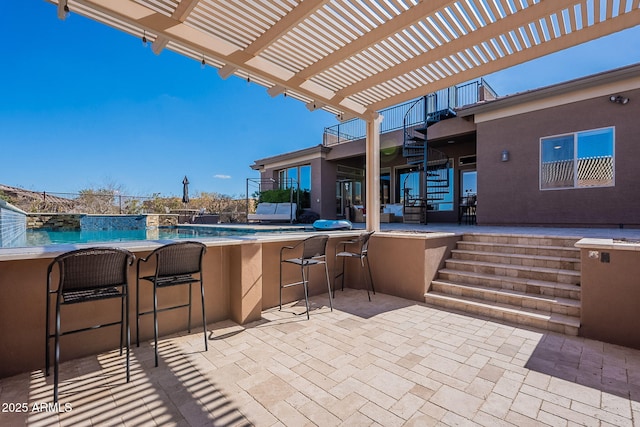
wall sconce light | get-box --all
[609,95,630,105]
[501,150,509,162]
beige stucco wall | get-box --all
[0,248,230,378]
[368,233,458,300]
[578,240,640,349]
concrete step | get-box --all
[431,280,580,317]
[456,241,580,259]
[444,259,581,285]
[462,233,579,248]
[451,249,581,271]
[424,292,580,336]
[437,269,581,300]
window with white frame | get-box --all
[540,127,614,190]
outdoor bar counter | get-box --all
[0,230,460,378]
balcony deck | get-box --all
[2,288,639,426]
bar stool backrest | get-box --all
[52,247,134,293]
[359,231,375,256]
[301,235,329,260]
[151,242,207,277]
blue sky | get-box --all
[1,2,639,199]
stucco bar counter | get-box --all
[576,237,640,349]
[0,231,460,379]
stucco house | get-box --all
[251,63,640,228]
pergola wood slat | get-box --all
[52,0,638,120]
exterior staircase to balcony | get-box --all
[425,233,581,335]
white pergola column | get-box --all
[365,114,383,232]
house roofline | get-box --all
[251,144,330,170]
[458,62,640,117]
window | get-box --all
[299,165,311,192]
[277,165,312,208]
[396,167,420,204]
[380,170,390,205]
[278,165,310,190]
[540,127,614,190]
[428,162,453,211]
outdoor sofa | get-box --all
[248,202,297,223]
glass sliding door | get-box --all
[335,165,365,219]
[380,170,391,205]
[461,170,477,199]
[396,167,421,204]
[336,180,354,218]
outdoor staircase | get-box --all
[402,100,455,224]
[425,233,582,335]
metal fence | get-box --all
[322,78,496,146]
[0,189,250,223]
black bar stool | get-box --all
[46,247,135,403]
[136,241,208,367]
[279,235,333,319]
[335,231,375,301]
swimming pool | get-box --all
[3,225,310,248]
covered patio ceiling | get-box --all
[51,0,640,121]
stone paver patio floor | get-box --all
[2,289,640,426]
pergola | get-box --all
[50,0,640,229]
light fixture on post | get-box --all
[58,0,70,20]
[609,95,630,105]
[201,54,206,69]
[142,30,147,47]
[501,150,509,162]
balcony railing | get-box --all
[323,78,496,146]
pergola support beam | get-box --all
[365,114,382,232]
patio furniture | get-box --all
[458,194,477,225]
[45,247,135,403]
[136,241,208,367]
[248,202,297,223]
[352,205,366,222]
[334,231,375,301]
[382,203,404,222]
[279,235,333,320]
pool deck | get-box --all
[2,289,639,426]
[373,222,640,239]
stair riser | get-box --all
[437,271,581,300]
[451,251,581,271]
[431,282,580,317]
[424,295,579,336]
[456,242,580,259]
[462,234,579,248]
[444,261,580,285]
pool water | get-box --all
[8,226,308,248]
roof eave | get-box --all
[251,144,330,170]
[458,62,640,117]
